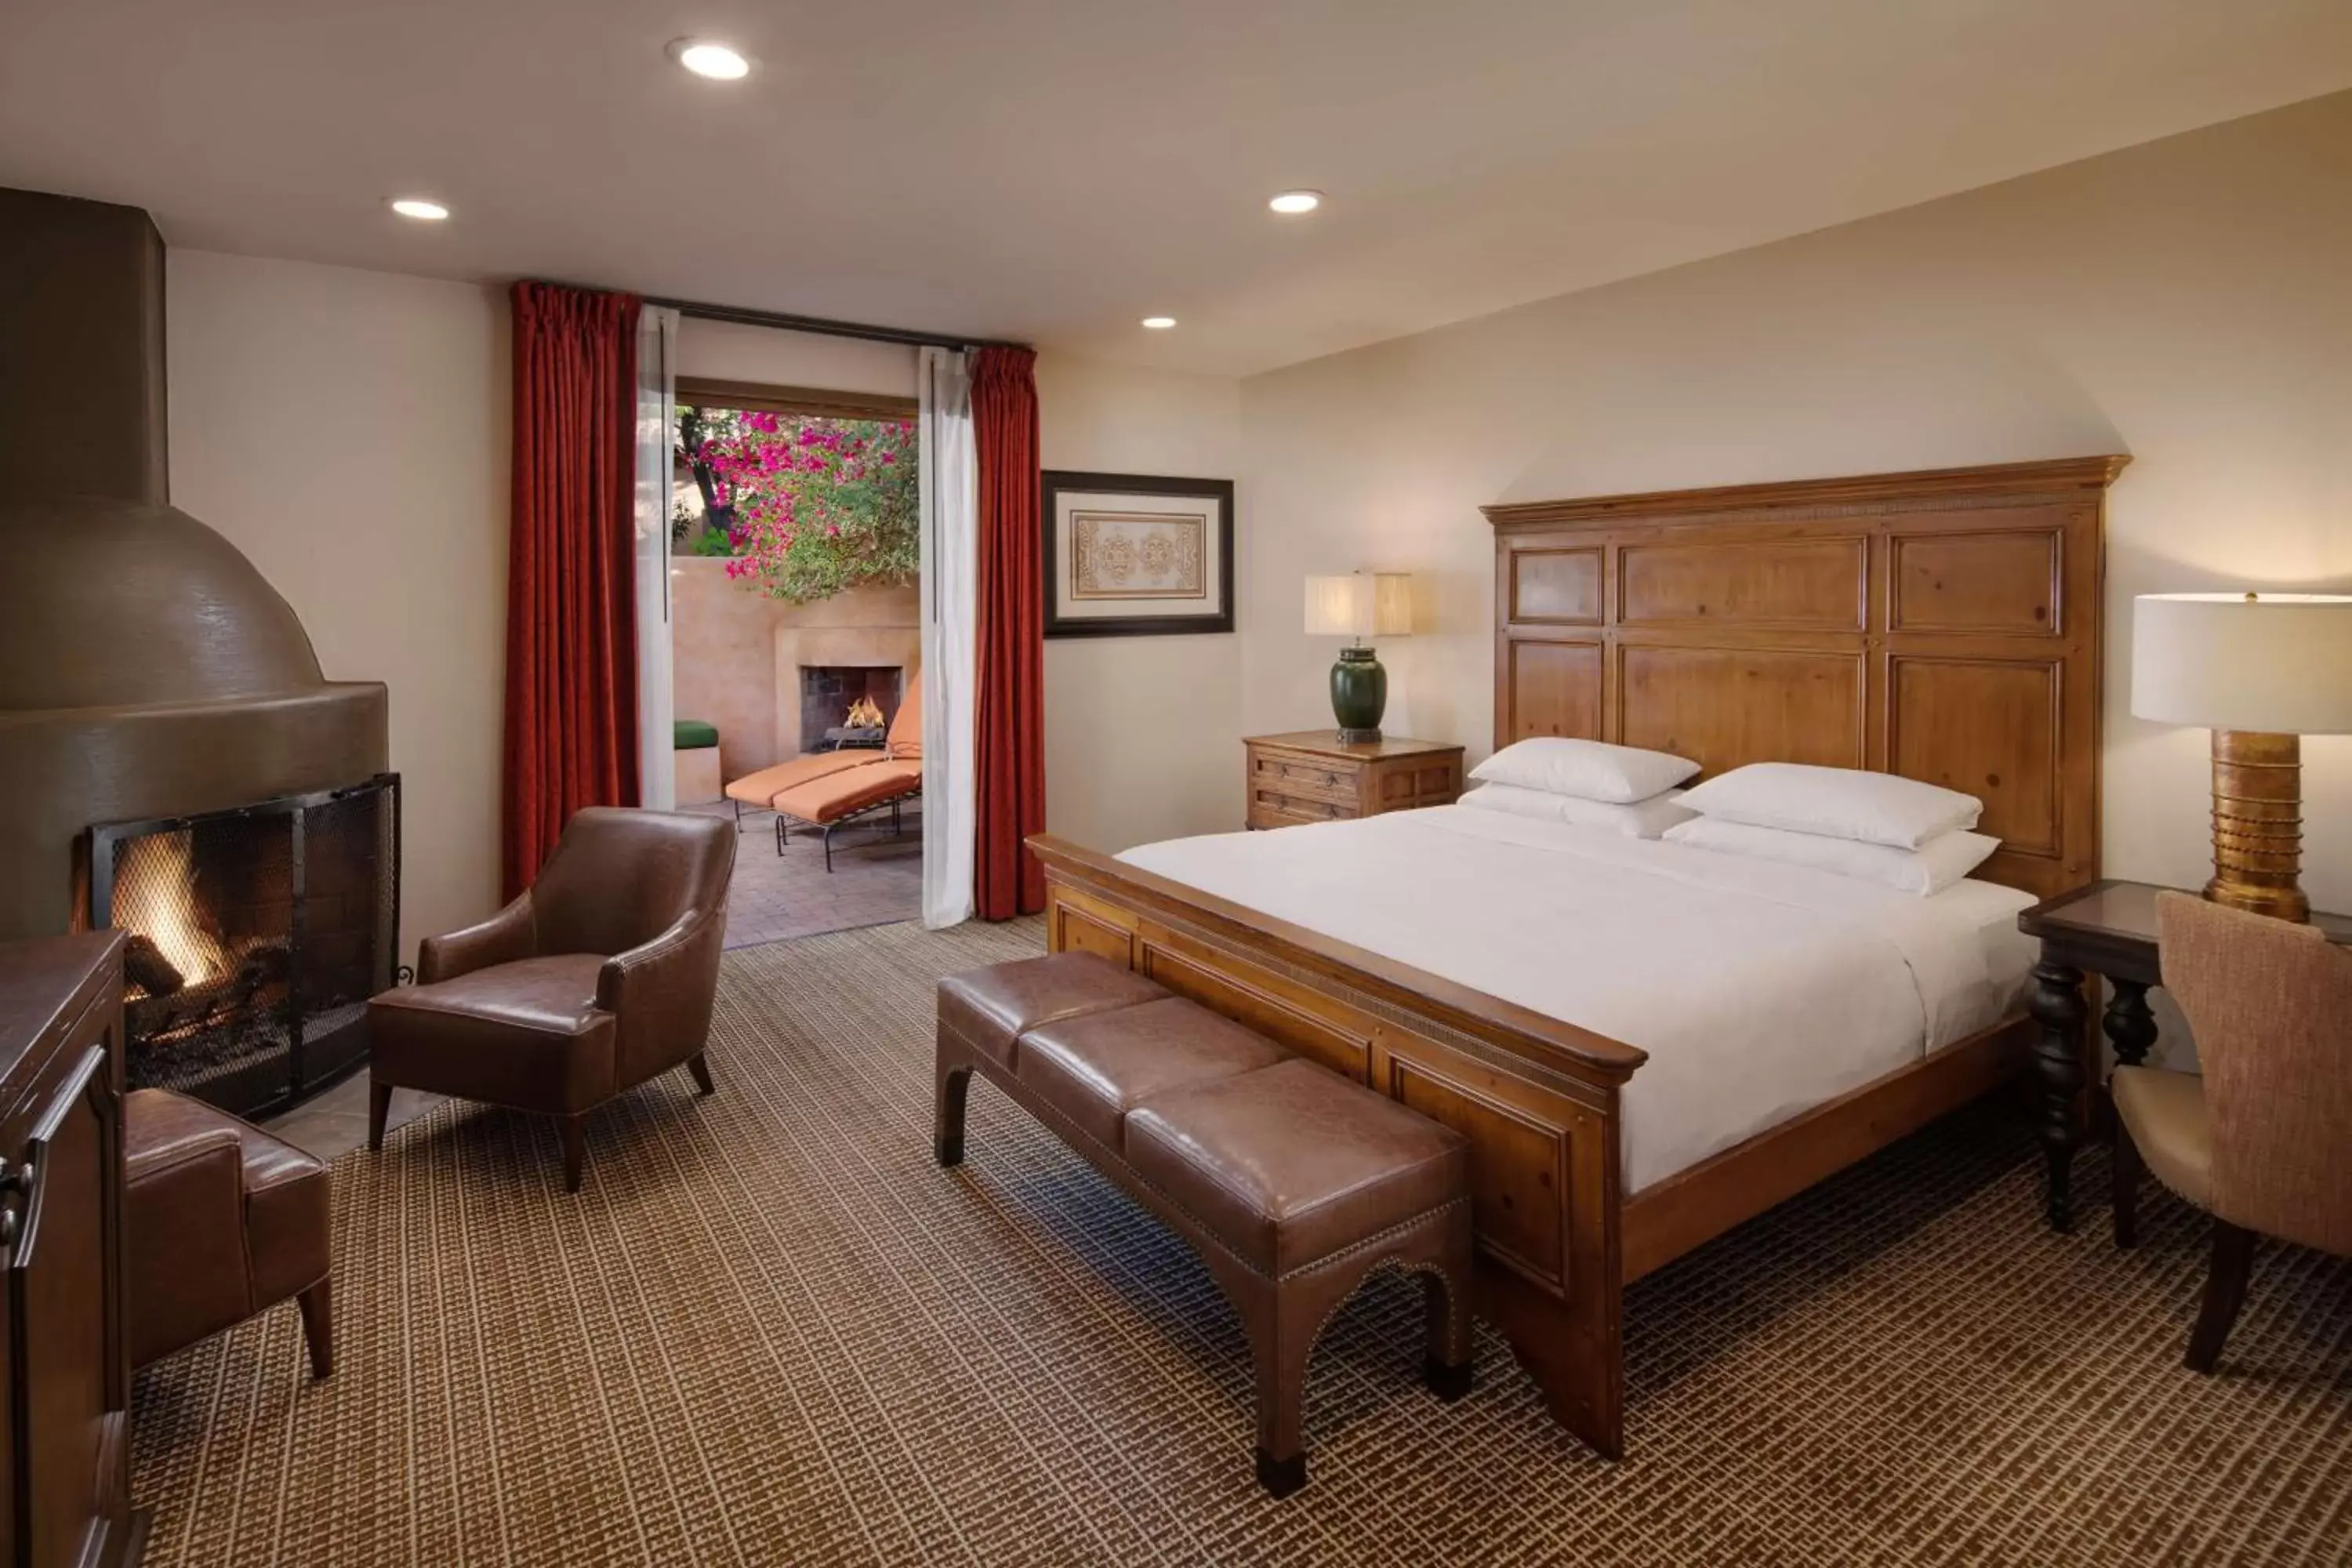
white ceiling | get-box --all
[5,1,2350,377]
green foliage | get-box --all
[675,405,919,603]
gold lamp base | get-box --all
[2205,729,2309,923]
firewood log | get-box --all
[122,935,185,998]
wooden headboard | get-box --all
[1484,456,2128,900]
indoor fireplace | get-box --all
[82,775,400,1118]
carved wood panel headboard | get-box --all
[1484,456,2129,900]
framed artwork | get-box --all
[1041,470,1236,637]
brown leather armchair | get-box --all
[2113,892,2352,1371]
[125,1088,332,1376]
[365,807,735,1191]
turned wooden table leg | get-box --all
[2102,979,2157,1070]
[2027,956,2089,1232]
[2098,976,2158,1141]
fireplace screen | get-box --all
[83,775,399,1118]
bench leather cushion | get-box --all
[1124,1057,1468,1276]
[1018,996,1288,1152]
[937,953,1166,1069]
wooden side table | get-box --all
[2016,879,2352,1232]
[1243,731,1465,830]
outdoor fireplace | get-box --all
[85,776,399,1117]
[800,665,902,753]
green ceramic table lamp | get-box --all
[1303,572,1413,742]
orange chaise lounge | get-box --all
[724,676,923,870]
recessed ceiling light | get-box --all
[669,38,752,80]
[387,198,449,221]
[1140,316,1178,330]
[1268,190,1323,215]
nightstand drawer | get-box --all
[1250,751,1358,804]
[1248,789,1359,829]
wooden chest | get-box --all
[0,932,139,1566]
[1243,731,1465,830]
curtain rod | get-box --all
[641,293,1025,354]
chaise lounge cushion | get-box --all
[367,953,617,1112]
[724,750,871,808]
[1123,1058,1468,1276]
[771,757,924,827]
[936,952,1167,1069]
[1018,996,1289,1151]
[884,677,924,760]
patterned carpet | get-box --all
[132,918,2352,1566]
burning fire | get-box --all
[112,829,228,987]
[844,695,886,728]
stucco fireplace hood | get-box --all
[0,186,388,942]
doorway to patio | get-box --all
[665,377,924,948]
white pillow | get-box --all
[1459,782,1696,839]
[1469,738,1698,804]
[1664,817,2000,896]
[1675,762,1982,850]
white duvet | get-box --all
[1118,807,2035,1192]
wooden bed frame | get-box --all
[1029,455,2128,1458]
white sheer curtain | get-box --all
[633,305,680,810]
[919,347,978,928]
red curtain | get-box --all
[972,345,1047,919]
[502,281,643,901]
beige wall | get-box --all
[1240,89,2352,916]
[1036,353,1247,851]
[166,250,508,962]
[670,564,918,780]
[675,318,917,397]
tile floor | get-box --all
[681,798,923,949]
[265,1071,437,1162]
[264,800,921,1162]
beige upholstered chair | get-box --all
[2112,892,2352,1371]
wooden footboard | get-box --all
[1030,833,1642,1457]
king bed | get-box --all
[1027,455,2128,1457]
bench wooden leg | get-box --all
[1422,1265,1475,1402]
[687,1052,716,1096]
[935,1044,972,1167]
[1246,1294,1311,1500]
[367,1080,392,1152]
[1218,1251,1370,1500]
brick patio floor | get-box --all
[681,800,923,950]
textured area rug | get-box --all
[132,918,2352,1566]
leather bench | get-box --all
[935,952,1474,1497]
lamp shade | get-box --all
[2131,593,2352,734]
[1302,573,1412,638]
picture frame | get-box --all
[1041,470,1236,637]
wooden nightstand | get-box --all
[1243,731,1465,830]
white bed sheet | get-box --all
[1117,807,2036,1192]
